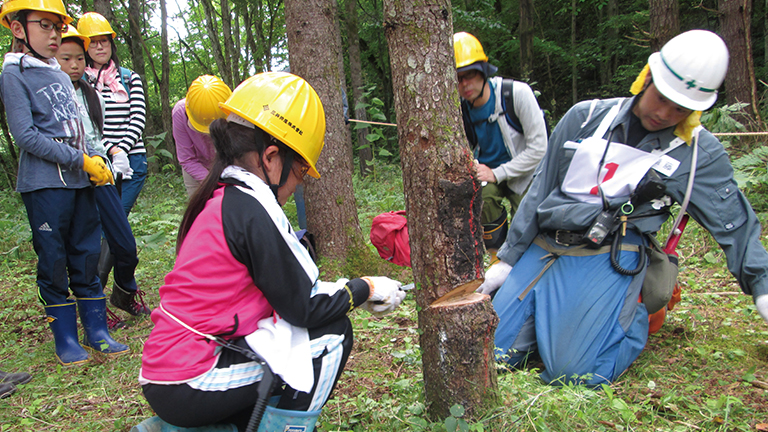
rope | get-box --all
[712,131,768,136]
[348,119,397,127]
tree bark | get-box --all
[200,0,233,88]
[571,0,577,104]
[382,0,498,420]
[519,0,534,80]
[344,0,373,176]
[718,0,762,127]
[285,0,367,261]
[159,0,176,166]
[220,0,238,86]
[649,0,679,51]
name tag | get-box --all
[652,155,680,177]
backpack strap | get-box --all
[500,79,524,134]
[119,67,132,94]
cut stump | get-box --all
[420,279,500,419]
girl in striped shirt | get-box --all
[78,12,146,216]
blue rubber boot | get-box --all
[44,303,90,366]
[130,416,237,432]
[256,401,321,432]
[76,297,129,355]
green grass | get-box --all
[0,165,767,431]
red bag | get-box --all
[370,210,411,267]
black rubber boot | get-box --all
[482,207,509,251]
[110,284,150,316]
[0,382,16,399]
[0,371,32,386]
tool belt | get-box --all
[546,229,585,246]
[545,229,615,248]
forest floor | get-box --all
[0,167,766,431]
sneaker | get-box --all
[110,285,150,317]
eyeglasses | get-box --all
[27,19,67,34]
[89,38,111,48]
[457,69,481,84]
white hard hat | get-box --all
[648,29,729,111]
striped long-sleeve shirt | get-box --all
[96,68,146,155]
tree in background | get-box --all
[285,0,368,262]
[719,0,763,130]
[343,0,374,177]
[650,0,680,50]
[383,0,498,420]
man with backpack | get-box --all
[454,32,548,259]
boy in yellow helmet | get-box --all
[0,0,128,366]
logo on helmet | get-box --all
[270,110,303,136]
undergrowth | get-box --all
[0,162,766,431]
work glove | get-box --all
[82,154,114,186]
[111,150,133,180]
[358,276,406,318]
[756,294,768,325]
[476,261,512,296]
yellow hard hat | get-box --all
[76,11,115,39]
[185,75,232,134]
[220,72,325,179]
[0,0,72,29]
[453,32,488,69]
[60,25,89,50]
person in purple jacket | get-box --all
[173,75,232,197]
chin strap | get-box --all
[15,17,47,65]
[469,78,487,108]
[258,130,295,204]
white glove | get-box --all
[756,294,768,324]
[111,150,133,180]
[476,261,513,296]
[358,277,406,318]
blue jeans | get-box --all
[121,153,148,216]
[22,187,103,305]
[95,185,138,292]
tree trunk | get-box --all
[285,0,367,261]
[649,0,679,51]
[519,0,534,80]
[599,0,618,87]
[220,0,237,86]
[571,0,577,104]
[344,0,373,176]
[200,0,233,89]
[92,0,116,25]
[159,0,176,165]
[382,0,498,420]
[126,0,146,82]
[719,0,762,127]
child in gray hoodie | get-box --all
[0,0,128,366]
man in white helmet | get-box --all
[477,29,768,385]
